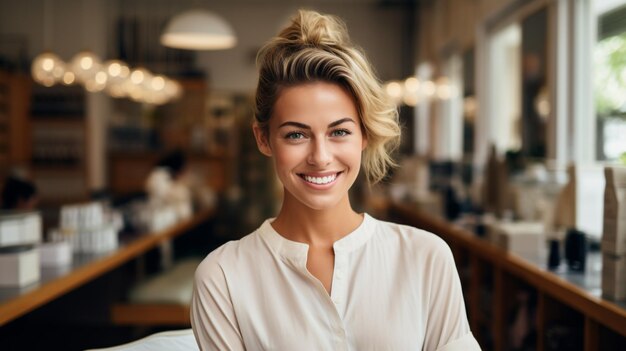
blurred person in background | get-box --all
[1,173,38,211]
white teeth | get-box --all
[304,174,337,185]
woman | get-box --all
[191,10,480,350]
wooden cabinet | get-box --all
[0,70,32,180]
[108,152,230,196]
[0,71,88,205]
[388,203,626,351]
[30,85,89,203]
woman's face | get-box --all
[254,81,367,211]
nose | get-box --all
[307,138,332,167]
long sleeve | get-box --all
[190,255,245,351]
[422,241,481,351]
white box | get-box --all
[0,247,41,287]
[0,213,42,248]
[39,241,72,266]
[487,221,546,257]
[602,254,626,300]
[602,167,626,254]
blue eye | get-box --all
[331,129,351,137]
[285,132,305,139]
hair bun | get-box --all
[278,10,350,47]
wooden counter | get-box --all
[388,202,626,351]
[0,208,215,326]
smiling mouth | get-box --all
[298,172,342,185]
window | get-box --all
[593,1,626,163]
[482,5,549,162]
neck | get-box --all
[271,191,363,248]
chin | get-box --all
[285,180,353,212]
[292,195,346,211]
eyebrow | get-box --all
[278,117,356,129]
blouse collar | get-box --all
[258,213,376,265]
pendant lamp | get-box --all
[160,9,236,50]
[31,51,65,87]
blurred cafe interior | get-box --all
[1,0,626,350]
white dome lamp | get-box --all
[160,9,237,50]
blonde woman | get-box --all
[191,9,480,351]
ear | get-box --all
[253,123,273,157]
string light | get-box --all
[385,75,462,107]
[32,52,182,105]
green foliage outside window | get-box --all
[594,32,626,119]
[594,33,626,119]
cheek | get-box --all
[336,141,364,166]
[272,145,303,173]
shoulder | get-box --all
[370,216,453,261]
[194,229,265,283]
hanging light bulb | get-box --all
[103,60,130,97]
[164,79,183,101]
[150,75,166,91]
[85,70,108,92]
[130,67,152,85]
[402,77,420,106]
[142,75,167,105]
[31,51,64,87]
[436,77,451,100]
[128,67,153,102]
[404,77,420,93]
[422,80,436,97]
[384,81,403,105]
[62,71,76,85]
[70,50,102,83]
[104,60,130,84]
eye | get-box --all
[331,129,351,137]
[285,131,306,140]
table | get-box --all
[388,202,626,351]
[0,208,214,326]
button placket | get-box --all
[331,253,348,307]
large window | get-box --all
[593,1,626,163]
[483,6,549,162]
[487,23,522,155]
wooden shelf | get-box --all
[28,86,88,203]
[32,165,84,174]
[31,118,84,127]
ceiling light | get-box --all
[31,51,64,87]
[161,9,237,50]
[70,50,102,83]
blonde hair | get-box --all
[254,9,401,184]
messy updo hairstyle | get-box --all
[254,9,401,184]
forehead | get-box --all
[271,82,359,124]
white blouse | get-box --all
[191,214,480,350]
